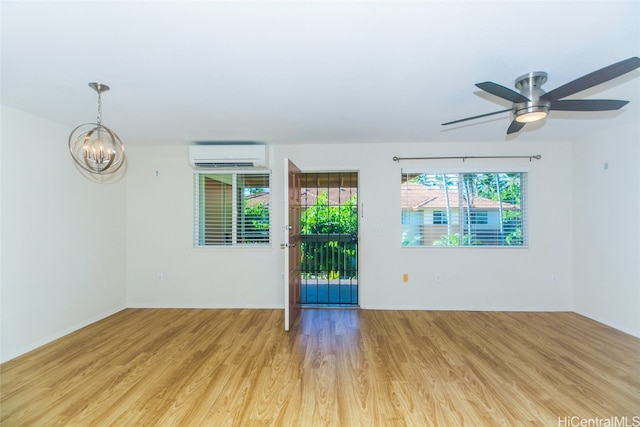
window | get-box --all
[401,172,527,247]
[433,211,448,225]
[194,172,270,246]
[470,211,488,225]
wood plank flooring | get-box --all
[1,309,639,426]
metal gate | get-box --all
[300,172,358,306]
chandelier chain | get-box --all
[96,90,103,125]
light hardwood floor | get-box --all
[1,309,639,426]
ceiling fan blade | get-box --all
[550,99,629,111]
[507,120,525,135]
[441,108,512,126]
[476,82,531,103]
[541,56,640,102]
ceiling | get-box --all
[1,1,639,147]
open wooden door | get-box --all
[284,158,302,331]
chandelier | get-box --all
[68,83,126,176]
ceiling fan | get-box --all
[442,56,640,135]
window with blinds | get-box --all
[401,171,527,247]
[194,172,271,246]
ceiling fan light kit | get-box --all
[442,56,640,135]
[513,72,550,123]
[515,109,548,123]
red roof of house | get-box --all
[301,187,357,207]
[246,187,357,208]
[247,184,517,210]
[401,182,517,210]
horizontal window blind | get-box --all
[194,172,271,246]
[401,172,527,247]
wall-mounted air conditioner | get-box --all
[189,144,267,168]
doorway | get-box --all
[300,172,358,306]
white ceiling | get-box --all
[1,1,639,146]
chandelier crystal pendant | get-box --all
[69,83,126,175]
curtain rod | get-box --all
[393,155,541,162]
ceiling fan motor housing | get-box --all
[514,72,551,122]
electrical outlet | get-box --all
[435,273,441,284]
[157,273,164,281]
[551,275,558,284]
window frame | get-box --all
[401,168,528,248]
[194,170,272,248]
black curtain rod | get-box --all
[393,155,541,162]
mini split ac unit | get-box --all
[189,144,267,168]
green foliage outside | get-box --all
[433,233,478,246]
[301,191,358,279]
[402,230,422,247]
[301,191,358,235]
[243,198,269,242]
[244,202,269,229]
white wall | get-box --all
[0,106,127,362]
[126,139,573,312]
[125,146,282,308]
[573,117,640,337]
